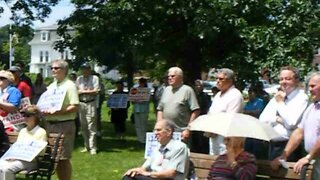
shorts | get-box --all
[46,120,75,160]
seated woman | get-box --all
[0,105,47,179]
[207,137,257,180]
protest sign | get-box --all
[1,139,47,162]
[37,88,67,111]
[128,87,150,102]
[107,94,128,108]
[144,132,181,158]
[0,97,31,128]
[19,97,31,109]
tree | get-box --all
[0,0,60,26]
[57,0,320,86]
[0,25,34,69]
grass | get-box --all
[60,102,156,180]
[17,102,157,180]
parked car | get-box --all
[202,81,217,96]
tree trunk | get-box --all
[180,38,202,86]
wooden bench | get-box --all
[189,152,313,180]
[7,132,64,180]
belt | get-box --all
[80,99,95,103]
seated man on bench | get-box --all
[123,120,189,180]
[0,105,47,179]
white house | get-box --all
[28,24,74,77]
[29,24,122,80]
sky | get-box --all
[0,0,75,28]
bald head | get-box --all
[308,72,320,102]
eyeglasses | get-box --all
[216,77,227,81]
[0,77,7,81]
[51,66,62,70]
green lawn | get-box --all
[61,102,156,180]
[16,102,157,180]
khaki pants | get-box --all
[79,101,97,151]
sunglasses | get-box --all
[21,112,35,118]
[0,77,7,81]
[51,66,62,70]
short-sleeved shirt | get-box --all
[17,81,32,99]
[17,125,47,159]
[142,139,188,179]
[298,102,320,152]
[0,85,22,107]
[209,85,243,114]
[17,125,47,142]
[76,75,99,102]
[46,78,79,122]
[157,84,199,129]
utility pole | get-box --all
[9,23,13,68]
[5,1,13,68]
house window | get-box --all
[40,51,43,62]
[40,68,43,75]
[41,31,50,42]
[45,51,49,62]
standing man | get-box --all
[157,67,200,141]
[42,59,79,180]
[271,72,320,179]
[208,68,243,155]
[76,63,100,154]
[260,66,308,161]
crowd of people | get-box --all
[1,62,320,180]
[122,66,320,180]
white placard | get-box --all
[36,88,67,111]
[1,139,47,162]
[144,132,181,158]
[129,87,150,102]
[0,97,31,128]
[107,94,128,108]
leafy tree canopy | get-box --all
[0,0,60,26]
[57,0,320,86]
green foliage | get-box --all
[57,0,320,83]
[0,0,60,26]
[0,25,34,69]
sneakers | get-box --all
[90,149,97,155]
[80,148,97,155]
[80,148,88,153]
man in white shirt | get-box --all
[260,66,308,161]
[76,63,100,155]
[208,68,243,155]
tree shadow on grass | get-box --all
[74,121,147,153]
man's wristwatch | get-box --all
[305,154,315,165]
